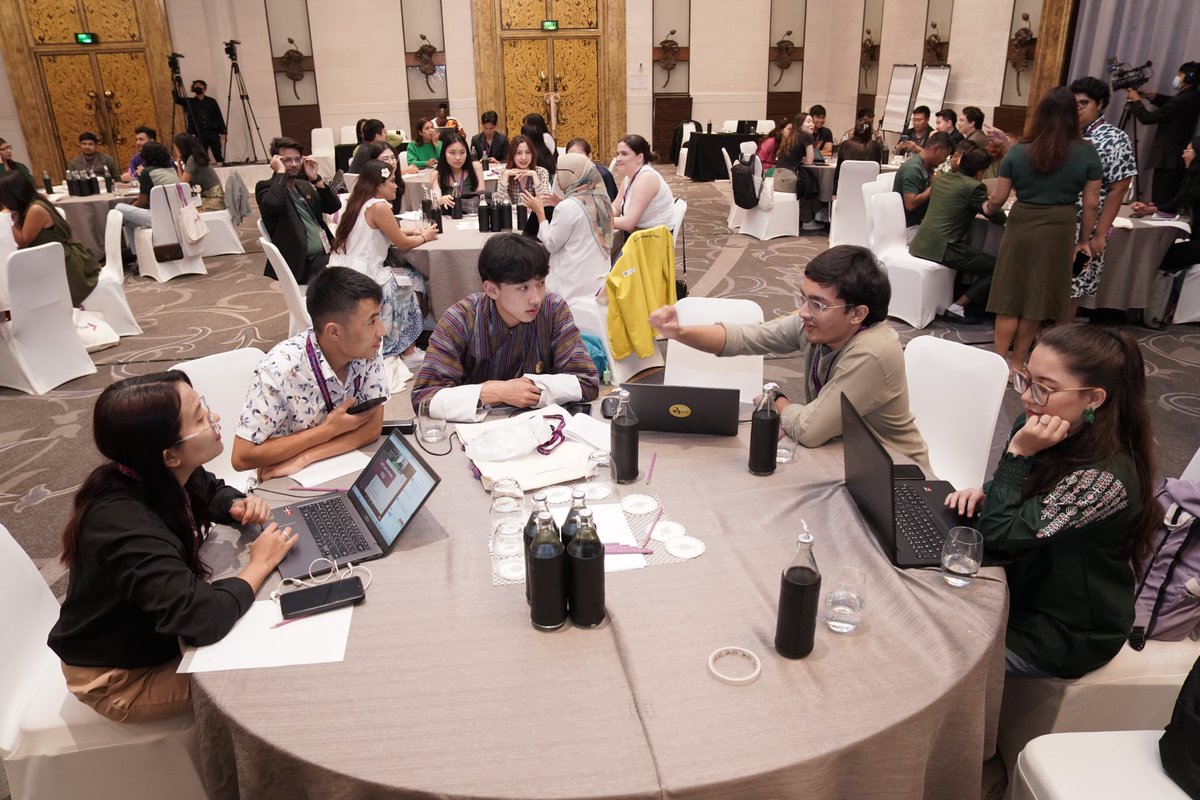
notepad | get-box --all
[177,600,353,673]
[290,450,371,487]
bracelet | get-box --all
[707,646,762,686]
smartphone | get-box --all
[382,419,416,436]
[279,576,365,620]
[1071,249,1091,276]
[564,401,593,416]
[347,396,387,415]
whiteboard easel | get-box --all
[881,64,918,133]
[913,65,952,120]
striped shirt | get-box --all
[412,292,599,407]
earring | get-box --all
[1082,407,1096,424]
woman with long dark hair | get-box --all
[755,120,791,172]
[430,133,485,208]
[0,170,100,305]
[329,159,438,372]
[946,324,1157,679]
[773,113,826,226]
[499,135,551,203]
[173,133,225,210]
[47,371,296,723]
[521,112,557,181]
[612,133,674,232]
[983,86,1102,369]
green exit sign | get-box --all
[542,20,558,30]
[75,32,98,44]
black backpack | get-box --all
[731,155,763,210]
[1160,654,1200,798]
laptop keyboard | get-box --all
[299,498,372,560]
[892,483,945,559]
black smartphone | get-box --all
[382,419,416,436]
[279,576,365,620]
[347,396,387,415]
[1071,249,1091,277]
[564,401,592,416]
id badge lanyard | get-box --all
[306,334,362,413]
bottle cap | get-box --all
[537,511,554,523]
[707,647,761,686]
[798,532,813,545]
[578,507,594,520]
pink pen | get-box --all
[645,452,657,485]
[641,507,664,548]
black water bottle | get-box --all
[749,382,781,476]
[775,531,821,659]
[529,511,568,630]
[560,488,587,552]
[478,196,491,232]
[450,194,463,220]
[41,170,53,194]
[516,203,528,228]
[88,171,100,195]
[523,492,553,604]
[78,171,93,196]
[66,171,80,196]
[491,200,506,231]
[101,165,114,194]
[433,204,444,233]
[567,507,606,628]
[610,389,639,484]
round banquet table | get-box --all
[192,423,1007,800]
[399,219,506,319]
[53,190,137,259]
[684,132,761,181]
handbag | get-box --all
[176,183,209,243]
[151,184,187,261]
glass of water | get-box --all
[776,434,799,464]
[941,527,983,587]
[417,397,447,443]
[824,566,866,634]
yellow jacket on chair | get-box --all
[606,226,677,359]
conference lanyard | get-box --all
[306,334,361,414]
[809,327,866,395]
[621,166,644,215]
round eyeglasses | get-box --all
[1010,371,1097,407]
[795,292,851,315]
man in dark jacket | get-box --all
[256,136,340,284]
[1128,61,1200,206]
[173,79,227,163]
[470,110,509,165]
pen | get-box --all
[271,617,302,629]
[642,507,664,548]
[605,544,654,554]
[645,452,657,485]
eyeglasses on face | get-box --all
[280,156,304,165]
[174,395,220,444]
[1010,371,1097,406]
[795,292,851,315]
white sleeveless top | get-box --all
[328,198,390,285]
[622,166,675,230]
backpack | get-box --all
[1129,477,1200,649]
[731,155,764,210]
[1159,654,1200,797]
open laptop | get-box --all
[271,432,441,580]
[621,384,740,436]
[840,392,965,568]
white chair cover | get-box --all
[860,180,895,250]
[720,148,733,180]
[261,238,311,337]
[344,173,359,193]
[340,125,358,145]
[903,335,1008,489]
[134,186,207,283]
[721,119,737,133]
[676,128,694,178]
[829,160,880,248]
[869,192,953,328]
[0,242,96,394]
[310,127,336,178]
[195,209,245,258]
[571,296,663,385]
[80,209,141,336]
[757,119,774,134]
[669,198,687,237]
[1172,265,1200,324]
[171,347,267,493]
[739,178,799,241]
[665,296,764,404]
[1012,731,1190,800]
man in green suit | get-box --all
[909,147,1006,323]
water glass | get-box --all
[776,434,799,464]
[580,450,617,502]
[489,478,526,549]
[824,566,866,633]
[417,397,447,443]
[941,526,984,587]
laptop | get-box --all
[621,384,740,436]
[434,126,458,141]
[271,432,441,580]
[840,392,964,568]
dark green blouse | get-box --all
[999,140,1103,206]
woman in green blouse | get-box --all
[0,137,32,181]
[405,118,442,172]
[946,324,1158,679]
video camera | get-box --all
[167,51,184,75]
[1107,57,1154,92]
[224,40,241,61]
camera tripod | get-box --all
[1116,98,1142,201]
[223,41,268,163]
[167,53,198,142]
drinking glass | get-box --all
[776,434,799,464]
[489,478,526,555]
[941,527,984,587]
[580,450,617,502]
[824,566,866,633]
[417,397,447,444]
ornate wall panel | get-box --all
[554,0,597,29]
[500,0,545,31]
[40,54,98,169]
[81,0,142,44]
[502,38,548,139]
[551,37,598,147]
[95,51,158,168]
[24,0,80,45]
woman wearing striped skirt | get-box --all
[983,87,1102,369]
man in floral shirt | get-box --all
[233,267,389,480]
[1069,76,1137,312]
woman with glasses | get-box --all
[946,324,1157,679]
[48,371,298,723]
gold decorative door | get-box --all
[474,0,624,160]
[0,0,177,181]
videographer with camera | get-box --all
[173,79,226,165]
[1127,61,1200,206]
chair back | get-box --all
[757,119,774,135]
[171,347,267,492]
[261,238,311,336]
[147,184,203,257]
[399,150,410,170]
[875,171,896,191]
[9,242,69,317]
[720,148,733,179]
[669,198,687,237]
[1182,445,1200,483]
[680,128,694,148]
[103,209,125,283]
[0,523,63,756]
[571,296,663,385]
[256,218,271,244]
[870,192,910,256]
[344,173,359,193]
[829,160,880,248]
[904,335,1009,489]
[310,128,335,156]
[860,181,895,251]
[339,125,358,145]
[665,297,764,404]
[722,120,737,133]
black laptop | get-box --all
[622,384,740,436]
[272,432,441,580]
[840,392,963,567]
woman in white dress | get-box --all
[612,134,674,232]
[329,160,438,374]
[522,152,614,306]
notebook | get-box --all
[621,384,740,436]
[271,432,440,580]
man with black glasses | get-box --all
[256,136,340,284]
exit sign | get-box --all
[542,20,558,30]
[75,32,98,44]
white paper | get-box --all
[290,450,371,487]
[1139,217,1191,234]
[564,412,609,451]
[177,601,353,673]
[1110,216,1134,229]
[550,502,646,572]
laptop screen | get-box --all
[348,432,440,548]
[840,393,896,550]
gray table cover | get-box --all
[401,225,499,319]
[194,426,1007,800]
[54,193,128,259]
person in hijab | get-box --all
[521,152,614,307]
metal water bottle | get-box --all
[775,531,821,659]
[610,389,639,484]
[749,382,781,476]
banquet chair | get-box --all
[665,296,763,404]
[608,157,618,174]
[344,172,359,193]
[134,186,207,283]
[340,125,358,145]
[400,151,410,170]
[1182,444,1200,482]
[1172,265,1200,324]
[727,141,759,231]
[720,148,734,180]
[868,192,953,328]
[739,179,800,241]
[570,297,663,384]
[171,347,266,493]
[997,637,1200,781]
[260,238,311,337]
[874,171,896,191]
[0,243,97,395]
[676,128,695,177]
[903,335,1008,489]
[0,524,208,800]
[193,207,246,258]
[1011,731,1190,800]
[757,119,774,134]
[861,179,895,251]
[828,160,880,248]
[81,210,142,336]
[722,119,737,133]
[310,127,336,177]
[257,218,272,244]
[668,198,687,237]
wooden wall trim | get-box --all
[1026,0,1078,135]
